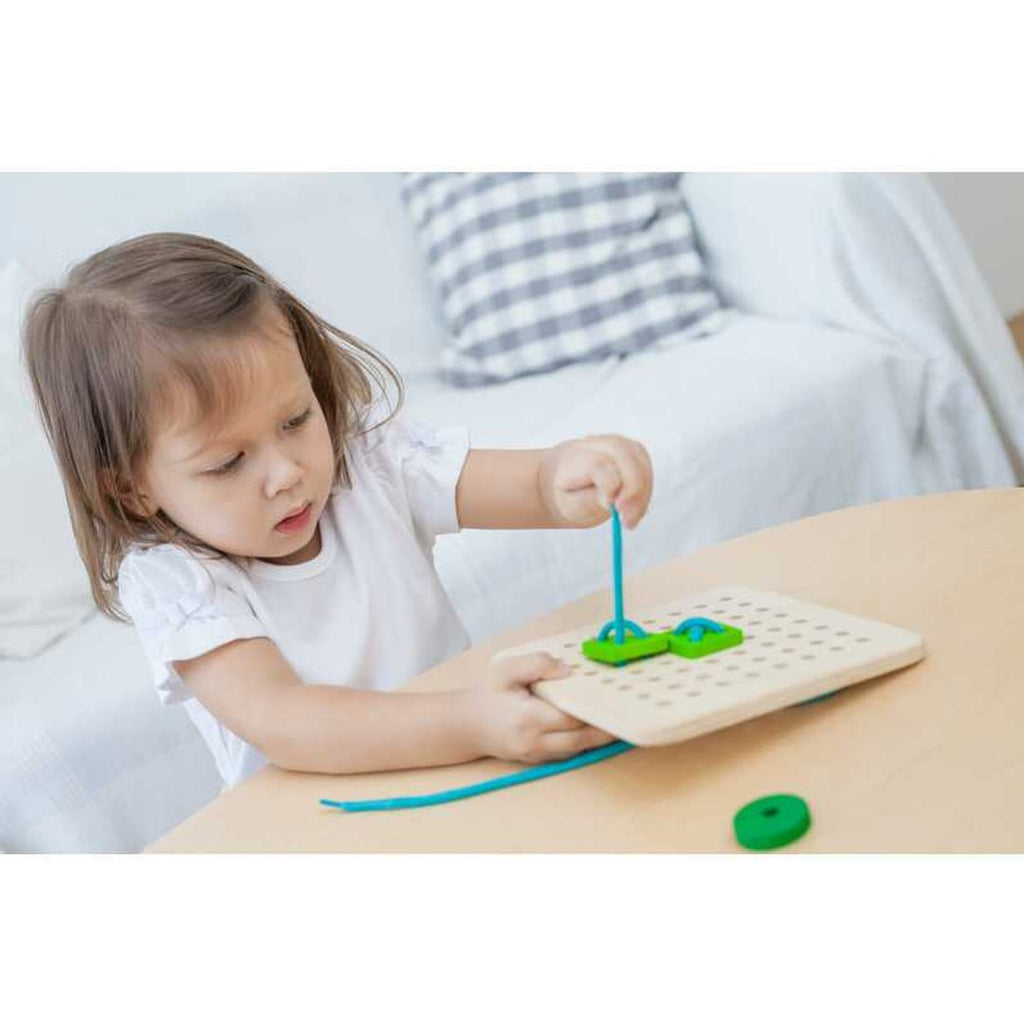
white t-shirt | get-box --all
[117,415,471,788]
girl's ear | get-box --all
[100,469,157,518]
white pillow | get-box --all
[0,260,97,659]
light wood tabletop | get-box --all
[149,487,1024,853]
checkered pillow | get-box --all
[401,173,727,386]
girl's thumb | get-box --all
[494,651,572,689]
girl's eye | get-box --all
[286,407,313,430]
[210,453,243,475]
[206,408,312,476]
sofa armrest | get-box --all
[682,172,1024,479]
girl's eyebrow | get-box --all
[178,390,310,463]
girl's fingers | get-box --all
[558,438,652,527]
[491,651,572,690]
[536,725,617,760]
[532,699,588,733]
[589,457,624,509]
[586,439,651,526]
[557,455,621,516]
[558,449,622,498]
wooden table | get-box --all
[150,488,1024,853]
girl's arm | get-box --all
[173,637,611,775]
[455,434,653,531]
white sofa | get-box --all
[2,172,1021,853]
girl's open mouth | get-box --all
[275,502,312,534]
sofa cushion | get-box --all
[401,173,727,386]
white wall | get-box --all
[4,172,1021,321]
[0,173,453,381]
[930,173,1024,318]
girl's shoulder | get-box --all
[116,542,268,705]
[344,412,470,545]
[350,412,465,470]
[117,542,244,607]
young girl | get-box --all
[21,232,654,789]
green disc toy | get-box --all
[733,794,811,850]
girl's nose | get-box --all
[265,452,304,497]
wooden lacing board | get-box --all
[495,585,925,746]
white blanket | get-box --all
[0,614,220,853]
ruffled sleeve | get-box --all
[117,544,269,705]
[360,414,470,550]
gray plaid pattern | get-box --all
[401,173,726,386]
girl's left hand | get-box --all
[539,434,653,530]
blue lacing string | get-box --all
[597,505,647,643]
[672,617,725,643]
[320,740,635,813]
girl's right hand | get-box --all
[461,651,617,764]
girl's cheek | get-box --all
[318,423,336,464]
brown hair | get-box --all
[21,231,404,623]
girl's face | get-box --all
[137,319,337,566]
